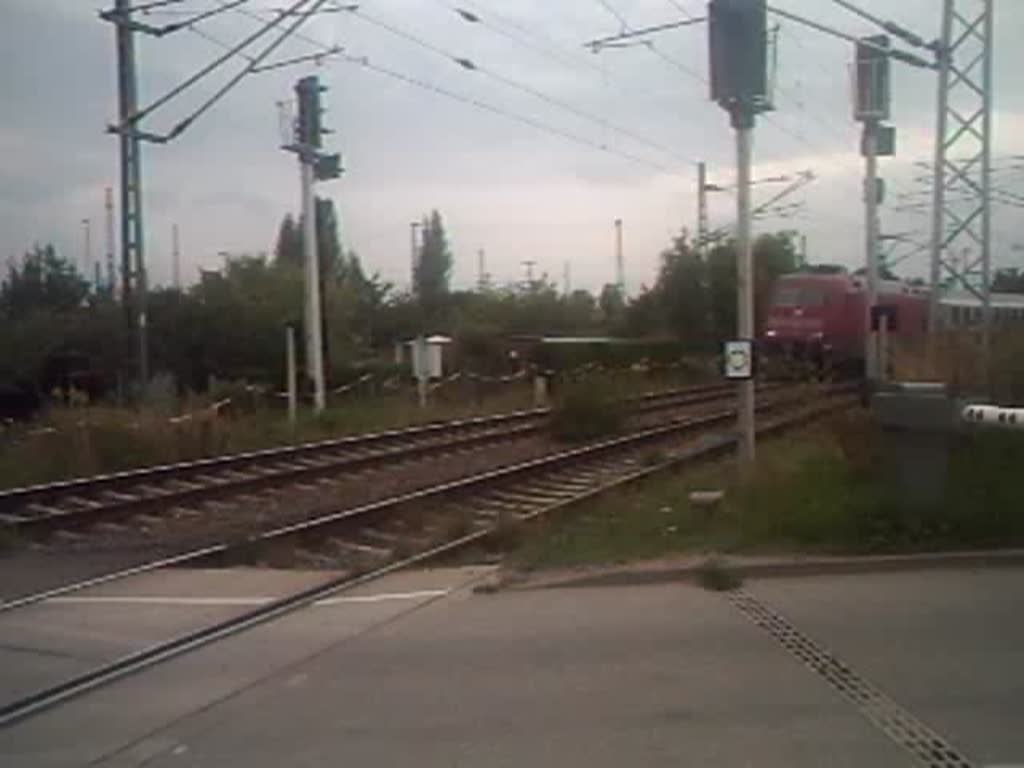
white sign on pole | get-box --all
[724,339,754,380]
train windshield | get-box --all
[772,284,827,307]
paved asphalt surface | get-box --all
[0,566,1021,767]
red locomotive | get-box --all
[760,268,928,370]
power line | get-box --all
[346,7,696,165]
[188,14,677,173]
[828,0,937,52]
[344,57,675,172]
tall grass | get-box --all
[514,411,1024,569]
[892,329,1024,403]
[0,366,702,490]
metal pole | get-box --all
[286,324,297,427]
[113,0,148,386]
[735,120,756,465]
[410,221,421,296]
[697,161,709,259]
[980,0,994,388]
[172,223,181,290]
[300,156,326,413]
[864,118,880,381]
[104,187,115,297]
[614,218,625,296]
[81,218,92,285]
[929,0,953,337]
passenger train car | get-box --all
[760,267,1023,369]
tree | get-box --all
[414,210,453,316]
[993,268,1024,293]
[1,244,89,317]
[653,232,708,343]
[273,198,341,276]
[599,283,625,322]
[273,214,303,269]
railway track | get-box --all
[0,383,855,727]
[0,382,753,539]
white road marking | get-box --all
[46,596,274,606]
[313,589,449,606]
[43,588,451,607]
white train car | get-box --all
[936,290,1024,329]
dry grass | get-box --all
[891,329,1024,403]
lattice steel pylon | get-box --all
[929,0,994,347]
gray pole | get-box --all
[981,0,994,384]
[286,324,297,427]
[614,218,625,296]
[697,161,709,259]
[113,0,148,386]
[300,156,326,413]
[172,223,181,290]
[81,218,92,286]
[410,221,421,296]
[928,0,952,337]
[735,121,756,465]
[864,119,880,381]
[104,187,115,296]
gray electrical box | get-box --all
[872,382,956,508]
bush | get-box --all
[549,383,623,443]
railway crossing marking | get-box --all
[44,589,450,608]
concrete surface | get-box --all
[750,570,1024,767]
[0,566,1021,767]
[0,568,344,707]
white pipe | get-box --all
[962,404,1024,429]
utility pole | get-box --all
[709,0,770,466]
[106,0,148,388]
[614,218,625,297]
[81,218,93,290]
[171,223,181,290]
[521,260,537,290]
[863,118,881,379]
[563,260,571,296]
[697,161,709,258]
[854,34,892,382]
[104,187,115,297]
[477,248,488,292]
[282,74,343,414]
[929,0,994,380]
[410,221,421,296]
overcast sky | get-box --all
[3,0,1023,294]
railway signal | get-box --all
[854,34,895,383]
[283,74,344,414]
[708,0,772,466]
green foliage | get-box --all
[514,416,1024,570]
[625,231,799,346]
[415,209,453,320]
[549,383,623,443]
[993,267,1024,294]
[1,244,89,318]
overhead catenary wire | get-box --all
[344,6,697,166]
[827,0,937,51]
[189,11,678,173]
[123,0,331,135]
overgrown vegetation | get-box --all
[1,214,800,410]
[514,411,1024,569]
